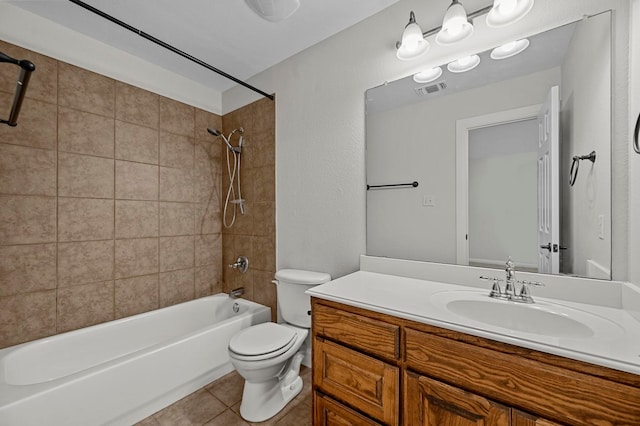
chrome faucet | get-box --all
[229,287,245,299]
[480,257,544,303]
[229,256,249,274]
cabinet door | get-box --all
[404,371,510,426]
[315,392,382,426]
[314,337,399,425]
[512,410,562,426]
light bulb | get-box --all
[497,0,517,15]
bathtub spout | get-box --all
[230,287,245,298]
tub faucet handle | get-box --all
[229,256,249,273]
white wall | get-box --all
[223,0,630,280]
[560,12,612,278]
[629,0,640,284]
[366,69,558,265]
[0,3,222,114]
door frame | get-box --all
[455,104,542,265]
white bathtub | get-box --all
[0,294,271,426]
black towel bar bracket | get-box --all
[0,51,35,127]
[367,181,419,190]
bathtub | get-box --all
[0,294,271,426]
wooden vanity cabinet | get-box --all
[312,297,640,426]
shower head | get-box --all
[207,127,222,137]
[207,127,235,151]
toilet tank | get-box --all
[274,269,331,328]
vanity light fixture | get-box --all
[447,54,480,73]
[436,0,474,45]
[486,0,535,27]
[394,0,535,61]
[413,67,443,84]
[396,11,430,60]
[490,38,530,59]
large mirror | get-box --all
[366,12,612,279]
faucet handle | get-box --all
[517,280,545,303]
[480,276,504,298]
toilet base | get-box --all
[239,375,303,422]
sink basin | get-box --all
[430,291,624,339]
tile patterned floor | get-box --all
[136,367,312,426]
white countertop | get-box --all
[307,270,640,376]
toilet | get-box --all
[228,269,331,422]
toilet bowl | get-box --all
[228,269,330,422]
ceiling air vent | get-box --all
[414,82,447,96]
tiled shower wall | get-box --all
[222,98,277,322]
[0,41,274,349]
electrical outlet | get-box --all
[423,195,436,207]
[598,215,605,240]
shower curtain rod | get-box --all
[68,0,275,101]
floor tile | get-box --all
[206,370,245,407]
[204,409,251,426]
[153,389,226,425]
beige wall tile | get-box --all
[115,160,159,200]
[160,235,194,272]
[252,236,275,272]
[0,290,56,348]
[196,203,221,235]
[159,202,194,236]
[194,143,221,204]
[251,98,275,134]
[58,62,115,117]
[0,93,57,150]
[195,108,222,141]
[0,143,56,196]
[253,166,275,202]
[58,107,115,158]
[253,270,277,322]
[58,198,114,242]
[58,152,114,198]
[159,132,194,169]
[115,274,158,318]
[57,281,114,332]
[253,201,275,237]
[196,234,222,267]
[0,195,56,244]
[252,129,276,168]
[115,237,158,279]
[115,200,158,239]
[195,264,221,297]
[159,167,193,202]
[58,240,114,286]
[159,97,194,137]
[115,82,159,129]
[159,268,194,307]
[0,41,58,105]
[0,244,56,297]
[115,120,158,164]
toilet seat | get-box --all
[229,323,298,361]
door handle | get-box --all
[634,112,640,154]
[541,243,568,252]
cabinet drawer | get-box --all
[313,303,400,361]
[314,337,399,425]
[405,328,640,425]
[315,392,382,426]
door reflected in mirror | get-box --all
[365,12,611,279]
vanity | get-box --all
[308,257,640,425]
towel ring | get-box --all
[634,112,640,154]
[569,151,596,187]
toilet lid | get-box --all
[229,323,297,357]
